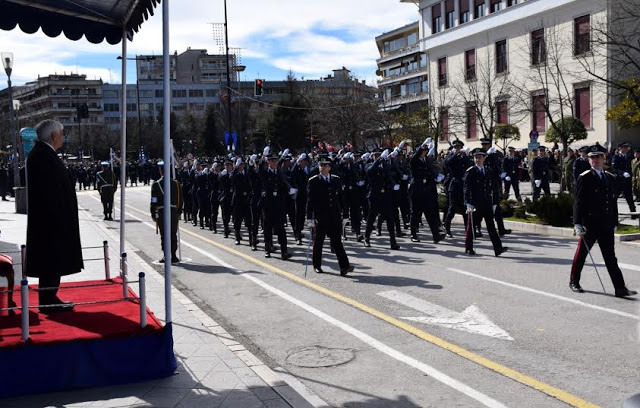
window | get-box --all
[531,29,546,65]
[407,32,418,46]
[407,81,420,95]
[126,90,137,98]
[438,57,447,86]
[574,15,590,55]
[139,90,155,98]
[139,103,154,112]
[104,103,119,112]
[440,109,449,141]
[496,100,508,124]
[189,89,204,98]
[189,102,205,111]
[445,0,455,29]
[507,0,517,6]
[575,86,591,128]
[459,0,470,23]
[466,105,477,139]
[432,3,442,34]
[421,78,429,93]
[531,93,546,132]
[103,90,118,98]
[126,103,137,112]
[490,0,501,13]
[465,49,476,81]
[155,90,164,98]
[172,89,187,98]
[474,0,485,19]
[496,40,507,73]
[205,89,219,98]
[172,103,187,112]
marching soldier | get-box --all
[219,158,234,237]
[340,152,365,241]
[463,149,508,257]
[292,153,311,245]
[573,146,591,191]
[260,152,293,259]
[632,148,640,202]
[195,160,210,229]
[570,145,636,297]
[150,161,182,264]
[481,138,511,236]
[532,145,551,200]
[409,141,446,244]
[96,161,116,220]
[561,148,576,192]
[306,154,354,275]
[503,146,522,201]
[442,140,468,237]
[179,162,193,223]
[364,149,400,249]
[208,160,221,233]
[248,154,263,251]
[611,141,637,215]
[231,158,252,246]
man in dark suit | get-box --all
[306,155,354,276]
[570,145,637,297]
[26,119,83,313]
[463,148,508,256]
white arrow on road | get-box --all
[378,290,514,341]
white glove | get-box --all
[534,179,542,188]
[463,147,470,154]
[402,174,409,181]
[236,158,242,166]
[435,173,445,183]
[221,169,228,176]
[393,184,400,191]
[263,146,270,156]
[488,146,496,154]
[390,150,399,158]
[306,219,315,229]
[574,224,587,237]
[623,172,631,178]
[289,187,298,196]
[362,153,371,161]
[250,154,257,162]
[428,147,436,157]
[505,176,511,181]
[399,140,407,149]
[492,204,497,214]
[422,137,430,147]
[283,148,290,157]
[381,149,390,160]
[466,204,475,213]
[500,172,506,179]
[357,180,365,186]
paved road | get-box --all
[78,186,640,408]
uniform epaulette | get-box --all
[465,166,474,173]
[309,174,319,181]
[604,170,614,177]
[580,169,591,177]
[332,174,341,179]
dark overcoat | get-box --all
[26,141,83,278]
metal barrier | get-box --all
[139,272,147,328]
[121,252,128,299]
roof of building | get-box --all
[0,0,159,44]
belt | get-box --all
[156,205,178,209]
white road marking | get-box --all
[447,268,640,321]
[101,199,508,408]
[378,290,513,340]
[619,263,640,272]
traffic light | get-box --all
[254,79,264,97]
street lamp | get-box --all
[2,52,19,188]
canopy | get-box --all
[0,0,159,44]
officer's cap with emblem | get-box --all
[538,145,547,150]
[452,139,464,148]
[224,157,233,165]
[578,145,589,152]
[101,161,109,166]
[266,151,279,161]
[618,141,631,148]
[507,146,516,151]
[471,148,486,156]
[479,138,491,145]
[318,154,332,165]
[587,144,607,157]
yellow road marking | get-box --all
[121,200,598,408]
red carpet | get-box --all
[0,278,163,347]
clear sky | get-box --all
[0,1,419,88]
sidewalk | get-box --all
[0,196,327,408]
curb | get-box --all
[83,203,329,408]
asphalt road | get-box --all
[78,186,640,408]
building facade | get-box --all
[137,48,237,84]
[375,21,429,111]
[404,0,638,149]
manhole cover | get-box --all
[286,346,355,368]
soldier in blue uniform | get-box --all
[611,141,637,215]
[306,154,354,275]
[292,153,311,245]
[570,145,636,297]
[340,152,366,242]
[364,149,400,249]
[463,148,508,256]
[573,146,591,191]
[248,154,263,251]
[442,140,469,237]
[218,158,234,237]
[179,162,192,223]
[260,152,293,259]
[231,158,252,246]
[503,146,522,201]
[195,160,210,229]
[208,160,221,233]
[532,145,551,200]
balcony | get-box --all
[379,92,429,110]
[377,43,421,65]
[377,67,428,87]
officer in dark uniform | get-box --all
[395,144,411,230]
[409,141,446,244]
[77,164,87,190]
[279,153,297,236]
[96,161,116,220]
[260,152,293,259]
[231,158,252,246]
[364,149,400,249]
[195,160,211,229]
[340,152,365,241]
[611,141,637,215]
[291,153,311,245]
[189,161,200,226]
[570,145,637,297]
[573,146,591,191]
[219,158,234,237]
[150,161,182,264]
[503,146,522,201]
[481,138,511,236]
[208,160,221,233]
[532,145,551,200]
[248,154,263,250]
[442,140,468,237]
[87,163,96,190]
[0,161,8,201]
[463,148,508,256]
[179,162,192,223]
[306,154,354,276]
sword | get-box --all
[582,236,607,294]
